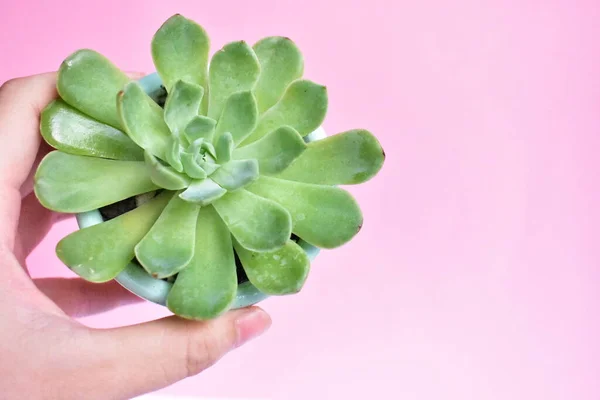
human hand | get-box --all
[0,73,272,400]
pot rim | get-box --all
[75,72,324,309]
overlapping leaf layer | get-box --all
[34,14,385,319]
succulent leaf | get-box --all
[200,140,217,159]
[212,189,291,252]
[34,151,159,213]
[253,37,304,113]
[198,159,220,175]
[275,129,385,185]
[210,159,259,191]
[233,125,306,174]
[41,100,144,161]
[118,82,172,162]
[180,152,207,179]
[247,176,362,248]
[183,138,220,177]
[164,80,204,139]
[215,132,234,163]
[187,137,205,154]
[234,239,310,295]
[151,14,210,98]
[56,191,172,282]
[135,194,200,279]
[214,91,258,146]
[185,115,216,143]
[242,80,327,145]
[208,41,260,120]
[144,151,190,190]
[57,49,130,130]
[179,178,227,205]
[166,140,184,172]
[167,206,237,320]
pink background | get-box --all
[2,0,600,398]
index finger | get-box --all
[0,72,58,251]
[0,72,57,192]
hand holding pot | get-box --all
[0,73,271,399]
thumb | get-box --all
[83,307,271,399]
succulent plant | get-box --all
[34,14,385,320]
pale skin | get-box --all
[0,73,272,400]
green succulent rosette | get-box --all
[34,14,385,320]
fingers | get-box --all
[0,73,58,191]
[15,192,58,262]
[85,307,271,398]
[33,278,143,318]
[0,73,58,250]
[15,191,72,265]
[19,140,55,198]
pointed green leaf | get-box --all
[214,91,258,146]
[275,130,385,185]
[34,151,159,213]
[118,81,172,161]
[213,189,291,252]
[151,14,210,95]
[247,176,362,248]
[253,37,304,113]
[210,159,259,191]
[185,139,216,174]
[186,139,218,169]
[242,80,327,145]
[57,49,130,129]
[201,142,217,159]
[135,194,200,279]
[167,206,237,320]
[234,239,310,295]
[56,191,172,282]
[145,151,191,190]
[188,139,217,160]
[208,41,260,120]
[179,178,227,205]
[187,137,205,155]
[40,99,143,161]
[198,159,220,175]
[181,152,207,179]
[233,126,306,174]
[164,80,204,138]
[215,132,234,163]
[166,140,184,173]
[185,115,216,143]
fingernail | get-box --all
[234,307,272,348]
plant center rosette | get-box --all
[34,14,385,320]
